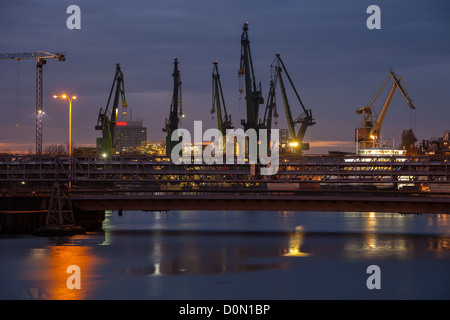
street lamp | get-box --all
[53,94,76,156]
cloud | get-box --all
[1,1,449,153]
[309,140,354,148]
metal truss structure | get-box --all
[0,155,448,191]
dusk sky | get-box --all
[0,0,449,154]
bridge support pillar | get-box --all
[33,181,85,236]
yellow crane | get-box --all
[355,70,415,150]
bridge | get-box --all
[0,153,449,213]
[0,153,449,185]
[1,153,449,234]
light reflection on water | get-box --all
[1,211,450,299]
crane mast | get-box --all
[238,22,264,131]
[163,57,184,156]
[261,79,278,131]
[356,70,415,150]
[211,61,233,135]
[271,53,315,154]
[95,64,128,156]
[260,79,278,152]
[0,51,66,155]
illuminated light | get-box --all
[289,141,299,148]
[61,94,67,99]
[153,263,162,276]
[72,96,77,100]
[53,95,58,99]
[283,226,311,257]
[102,153,107,158]
[116,122,127,126]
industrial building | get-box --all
[115,120,147,153]
[419,131,450,155]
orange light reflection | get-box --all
[44,240,101,300]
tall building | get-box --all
[115,120,147,153]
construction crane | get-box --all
[355,70,415,150]
[0,51,66,155]
[238,22,264,131]
[259,78,279,152]
[270,53,315,154]
[163,57,184,156]
[95,64,128,156]
[211,60,233,135]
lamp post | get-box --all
[53,94,76,156]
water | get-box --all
[0,210,449,300]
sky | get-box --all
[0,0,449,154]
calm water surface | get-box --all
[0,210,449,300]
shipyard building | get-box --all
[115,120,147,153]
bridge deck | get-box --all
[68,189,450,214]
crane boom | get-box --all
[238,22,264,131]
[0,51,66,61]
[211,61,233,135]
[370,71,414,135]
[355,70,415,150]
[0,51,66,155]
[95,64,128,156]
[270,53,315,154]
